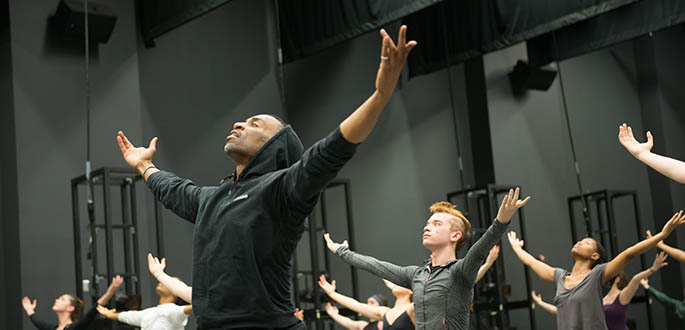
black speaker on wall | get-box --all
[52,0,116,44]
[508,60,558,96]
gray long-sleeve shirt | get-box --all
[336,219,508,330]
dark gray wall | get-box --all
[9,1,151,329]
[1,0,21,327]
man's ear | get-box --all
[450,230,463,243]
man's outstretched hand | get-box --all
[117,131,159,180]
[375,25,417,99]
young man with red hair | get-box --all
[324,188,530,330]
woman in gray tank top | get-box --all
[506,211,685,330]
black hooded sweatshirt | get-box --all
[147,126,357,330]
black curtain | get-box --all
[140,0,235,45]
[278,0,443,63]
[404,0,640,78]
[527,0,685,65]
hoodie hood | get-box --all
[237,125,304,180]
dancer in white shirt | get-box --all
[97,260,192,330]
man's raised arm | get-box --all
[339,25,416,144]
[116,131,202,222]
[278,27,417,217]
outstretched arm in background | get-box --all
[647,229,685,263]
[148,253,192,303]
[604,211,685,282]
[318,275,389,321]
[507,231,555,283]
[475,245,500,283]
[618,252,668,305]
[619,123,685,183]
[530,291,557,314]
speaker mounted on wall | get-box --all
[52,0,116,44]
[508,60,558,96]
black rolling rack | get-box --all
[71,167,164,305]
[294,179,359,330]
[568,189,653,330]
[447,184,536,330]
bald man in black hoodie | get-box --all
[116,26,417,330]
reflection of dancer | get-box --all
[640,278,685,327]
[22,276,123,330]
[319,276,412,330]
[646,229,685,263]
[618,123,685,183]
[324,189,530,330]
[529,252,668,330]
[117,25,416,330]
[96,273,192,330]
[507,211,685,330]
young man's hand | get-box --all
[323,233,348,254]
[496,188,531,224]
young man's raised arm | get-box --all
[462,188,530,283]
[324,234,417,290]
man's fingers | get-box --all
[500,194,509,208]
[405,40,418,54]
[149,137,158,151]
[512,188,520,205]
[381,36,391,59]
[380,28,389,39]
[116,135,127,154]
[386,33,397,50]
[118,131,133,149]
[518,196,532,207]
[397,25,407,50]
[627,126,634,138]
[646,131,653,143]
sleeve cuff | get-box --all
[490,218,509,235]
[330,127,360,155]
[336,245,350,256]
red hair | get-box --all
[429,202,472,253]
